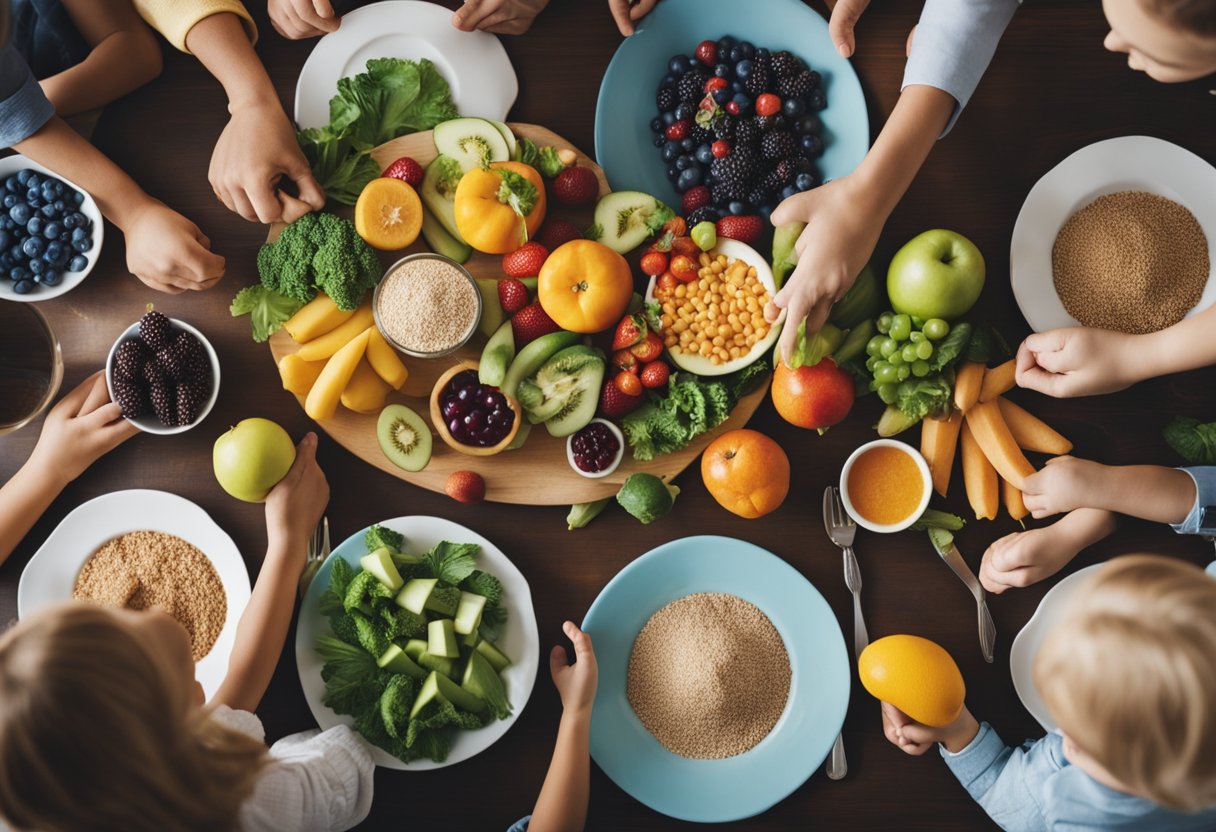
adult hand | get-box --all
[28,372,139,485]
[268,0,339,39]
[550,621,598,716]
[210,101,325,224]
[607,0,660,36]
[1015,328,1143,398]
[1021,455,1104,519]
[881,702,980,756]
[123,202,225,293]
[264,433,329,558]
[826,0,871,57]
[452,0,551,35]
[764,175,883,364]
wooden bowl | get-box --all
[429,361,522,456]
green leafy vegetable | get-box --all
[229,285,304,343]
[910,509,967,532]
[365,525,404,554]
[379,674,418,740]
[494,167,538,217]
[320,557,355,618]
[317,636,382,716]
[352,610,390,658]
[478,603,509,643]
[1164,416,1216,464]
[568,499,611,530]
[256,212,381,312]
[894,370,956,422]
[424,541,479,586]
[928,322,973,372]
[462,570,503,605]
[515,138,573,177]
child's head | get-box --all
[1034,555,1216,811]
[1102,0,1216,82]
[0,603,266,832]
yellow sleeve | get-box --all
[131,0,258,53]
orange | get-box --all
[700,428,790,519]
[355,177,422,250]
[858,635,965,727]
[537,239,633,333]
[771,357,855,431]
[453,162,546,254]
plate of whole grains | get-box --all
[1010,135,1216,334]
[17,490,251,700]
[582,535,850,823]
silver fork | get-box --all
[821,486,869,780]
[297,516,330,599]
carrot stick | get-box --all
[978,359,1016,403]
[966,400,1036,489]
[921,411,963,498]
[954,362,985,412]
[1002,477,1029,522]
[997,397,1073,455]
[961,421,998,520]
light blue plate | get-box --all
[583,536,849,823]
[594,0,870,199]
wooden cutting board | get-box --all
[268,123,769,505]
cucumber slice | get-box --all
[462,649,511,719]
[475,639,512,672]
[502,330,581,397]
[433,118,510,172]
[419,155,467,241]
[454,591,488,635]
[377,644,427,679]
[420,206,472,264]
[428,618,459,659]
[395,577,437,615]
[588,191,674,254]
[479,319,516,388]
[360,547,404,592]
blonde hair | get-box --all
[0,603,268,832]
[1034,555,1216,811]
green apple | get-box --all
[213,418,296,502]
[887,229,985,320]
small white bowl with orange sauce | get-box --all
[839,439,932,533]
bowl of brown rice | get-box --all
[372,252,482,359]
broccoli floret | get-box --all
[461,570,503,606]
[255,212,381,312]
[257,218,318,304]
[379,674,418,740]
[365,524,404,554]
[379,605,426,641]
[351,610,390,658]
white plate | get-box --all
[1010,136,1216,333]
[294,1,518,129]
[17,490,251,701]
[0,155,104,303]
[1008,563,1104,732]
[296,515,539,769]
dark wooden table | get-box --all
[3,2,1214,829]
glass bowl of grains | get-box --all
[373,253,483,359]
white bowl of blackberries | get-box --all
[105,309,220,435]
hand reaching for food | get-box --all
[881,701,979,756]
[607,0,661,36]
[825,0,872,57]
[452,0,552,35]
[268,0,340,39]
[122,202,225,294]
[979,509,1117,594]
[1015,328,1142,398]
[264,433,329,558]
[1019,456,1103,519]
[28,372,140,486]
[550,621,598,715]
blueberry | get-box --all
[21,237,43,258]
[26,173,40,189]
[677,167,703,191]
[712,88,730,105]
[0,215,12,231]
[72,191,84,205]
[674,102,694,121]
[809,89,827,111]
[756,47,771,59]
[0,254,10,270]
[781,185,798,200]
[26,192,41,209]
[653,136,666,148]
[661,72,678,87]
[666,167,680,182]
[717,35,737,50]
[758,203,776,222]
[68,254,88,272]
[40,204,57,219]
[675,155,692,172]
[11,266,29,282]
[52,199,65,213]
[695,144,714,164]
[27,216,43,236]
[9,203,31,225]
[71,226,89,242]
[661,141,681,162]
[71,236,93,253]
[15,169,31,185]
[795,173,817,191]
[726,201,745,215]
[2,194,14,209]
[680,138,695,151]
[64,212,80,230]
[735,59,754,79]
[794,156,815,174]
[668,56,687,75]
[783,97,806,118]
[52,181,64,197]
[772,115,788,130]
[40,183,55,200]
[8,244,24,262]
[732,93,752,108]
[661,111,676,127]
[0,230,7,250]
[794,114,820,134]
[712,63,731,79]
[738,42,755,59]
[13,279,33,295]
[40,269,61,287]
[29,258,43,274]
[45,241,67,266]
[800,134,823,156]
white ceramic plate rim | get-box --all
[295,515,540,770]
[16,490,251,701]
[294,0,518,129]
[1009,563,1105,732]
[0,155,104,303]
[1010,135,1216,333]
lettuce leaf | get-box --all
[229,285,304,342]
[1164,416,1216,464]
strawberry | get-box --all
[381,156,424,187]
[663,216,687,237]
[670,254,698,282]
[511,303,561,346]
[670,236,700,258]
[611,314,647,350]
[640,361,670,389]
[497,278,529,316]
[611,349,640,375]
[716,215,764,245]
[665,119,691,141]
[711,140,730,158]
[502,242,549,277]
[640,250,668,277]
[445,470,486,504]
[694,40,717,66]
[755,93,781,117]
[600,380,643,419]
[704,77,728,93]
[615,371,643,397]
[552,166,598,206]
[681,186,711,216]
[630,331,664,362]
[536,219,582,251]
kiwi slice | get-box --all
[377,404,432,472]
[433,118,510,173]
[589,191,675,254]
[516,345,605,429]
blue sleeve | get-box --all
[1170,467,1216,536]
[506,816,530,832]
[0,42,54,148]
[901,0,1021,136]
[940,723,1062,832]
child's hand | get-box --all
[550,621,598,716]
[881,702,979,756]
[210,102,326,224]
[1016,328,1143,398]
[269,0,339,39]
[1021,456,1105,519]
[123,203,225,293]
[264,433,329,555]
[826,0,872,57]
[607,0,660,36]
[452,0,552,35]
[981,524,1080,594]
[764,176,883,364]
[27,372,139,485]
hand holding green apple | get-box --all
[213,417,298,502]
[887,229,985,321]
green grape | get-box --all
[876,312,893,334]
[879,338,898,358]
[915,340,934,360]
[877,383,899,404]
[875,364,899,384]
[910,315,926,328]
[868,379,880,392]
[923,318,950,341]
[897,364,911,381]
[901,343,920,363]
[888,351,905,367]
[865,355,881,372]
[909,331,926,344]
[888,314,912,341]
[911,359,931,377]
[866,335,886,357]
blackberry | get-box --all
[176,383,204,426]
[754,115,778,133]
[686,206,719,226]
[710,149,758,194]
[111,376,146,419]
[743,64,770,98]
[656,86,677,112]
[676,69,708,105]
[762,160,794,192]
[760,131,796,160]
[689,125,711,145]
[712,116,735,140]
[113,338,148,380]
[777,71,815,100]
[747,187,773,208]
[155,337,191,382]
[147,373,177,427]
[734,120,760,150]
[139,308,172,351]
[771,51,802,80]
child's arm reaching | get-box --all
[525,621,598,832]
[210,433,328,713]
[980,508,1117,594]
[0,372,138,568]
[1020,456,1196,524]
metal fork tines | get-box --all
[298,516,330,599]
[823,487,868,658]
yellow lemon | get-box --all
[858,635,965,727]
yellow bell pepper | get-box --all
[453,162,546,254]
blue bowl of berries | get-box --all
[594,0,869,227]
[104,311,220,435]
[0,155,104,302]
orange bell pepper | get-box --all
[453,161,547,254]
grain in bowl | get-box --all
[373,253,481,357]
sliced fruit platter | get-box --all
[264,120,774,505]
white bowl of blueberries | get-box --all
[0,155,104,302]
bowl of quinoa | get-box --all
[372,253,482,358]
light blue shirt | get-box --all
[506,816,529,831]
[0,42,54,148]
[942,723,1216,831]
[1172,467,1216,536]
[902,0,1021,135]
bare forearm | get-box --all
[1055,507,1118,549]
[185,13,279,110]
[40,32,161,116]
[528,710,591,832]
[0,464,67,568]
[1133,304,1216,381]
[1091,466,1195,524]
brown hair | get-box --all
[1142,0,1216,38]
[1034,555,1216,811]
[0,604,268,832]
